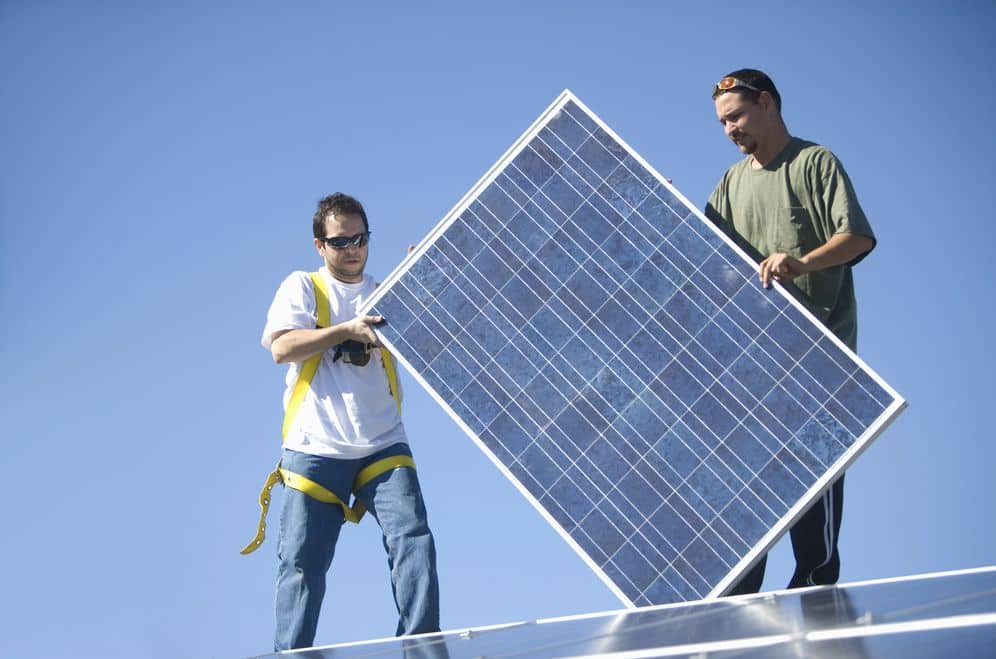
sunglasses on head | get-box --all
[320,231,371,250]
[714,76,761,95]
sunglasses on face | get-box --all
[714,76,761,95]
[320,231,371,250]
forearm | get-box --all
[760,232,875,288]
[799,232,875,272]
[270,324,357,364]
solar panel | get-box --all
[248,567,996,658]
[362,90,906,607]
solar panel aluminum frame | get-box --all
[360,89,907,606]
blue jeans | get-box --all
[274,443,440,650]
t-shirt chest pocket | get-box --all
[770,206,815,255]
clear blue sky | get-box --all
[3,2,994,658]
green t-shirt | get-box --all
[705,137,875,350]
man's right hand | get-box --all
[342,315,384,347]
[759,252,809,288]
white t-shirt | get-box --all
[262,267,406,459]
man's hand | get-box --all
[342,315,384,346]
[759,252,810,288]
[271,315,384,363]
[759,233,875,289]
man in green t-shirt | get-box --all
[704,69,876,595]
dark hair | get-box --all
[713,68,782,113]
[312,192,369,239]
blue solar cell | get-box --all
[542,173,586,217]
[509,460,546,502]
[685,536,728,584]
[553,474,597,526]
[747,476,789,518]
[856,370,894,411]
[537,126,576,162]
[786,435,826,478]
[761,456,808,506]
[563,154,602,191]
[420,363,454,405]
[576,460,614,502]
[738,484,780,527]
[677,351,717,401]
[634,193,681,240]
[693,389,739,439]
[375,289,416,334]
[725,423,771,475]
[673,556,711,596]
[719,497,765,549]
[614,541,659,593]
[592,125,627,161]
[365,91,904,607]
[838,376,888,425]
[462,378,501,426]
[576,136,618,179]
[688,462,735,514]
[401,319,443,364]
[547,106,589,148]
[512,144,555,188]
[575,395,612,435]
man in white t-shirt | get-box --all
[262,192,439,650]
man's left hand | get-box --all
[759,252,810,288]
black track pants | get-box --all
[727,474,845,595]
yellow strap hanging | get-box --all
[242,272,411,555]
[379,348,402,415]
[240,464,283,555]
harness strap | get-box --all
[241,271,410,555]
[280,272,331,440]
[379,348,402,414]
[349,454,416,519]
[280,467,360,523]
[238,455,417,555]
[240,464,282,555]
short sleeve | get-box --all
[261,271,317,350]
[819,154,876,266]
[704,180,728,231]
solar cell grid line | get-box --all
[361,89,906,607]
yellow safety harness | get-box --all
[241,271,409,555]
